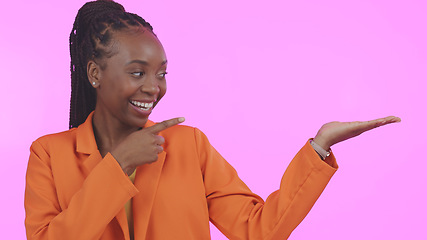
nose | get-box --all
[140,75,160,96]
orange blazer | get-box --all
[25,113,338,240]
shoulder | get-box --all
[159,124,197,143]
[34,128,78,145]
[159,124,209,141]
[31,128,78,152]
[158,124,212,151]
[160,124,195,136]
[159,124,215,161]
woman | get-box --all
[24,0,400,239]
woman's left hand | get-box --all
[313,116,401,150]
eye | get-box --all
[131,71,145,77]
[158,72,168,78]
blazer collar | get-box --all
[76,112,97,155]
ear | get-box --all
[87,60,101,88]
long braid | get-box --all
[69,0,155,129]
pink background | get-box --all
[1,0,425,239]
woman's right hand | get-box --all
[111,117,185,175]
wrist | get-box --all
[312,136,331,150]
[123,166,136,176]
[310,139,331,160]
[111,150,134,176]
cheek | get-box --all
[159,81,167,97]
[99,76,133,99]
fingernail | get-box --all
[178,117,185,122]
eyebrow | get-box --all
[126,60,168,66]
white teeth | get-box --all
[131,101,153,110]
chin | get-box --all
[132,117,149,129]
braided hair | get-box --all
[69,0,155,129]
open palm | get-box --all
[313,116,401,150]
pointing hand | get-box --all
[111,117,185,175]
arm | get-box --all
[199,116,400,239]
[24,140,139,240]
[196,129,336,240]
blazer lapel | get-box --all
[133,150,166,239]
[76,113,130,238]
[75,112,104,176]
[76,115,165,239]
[116,207,130,240]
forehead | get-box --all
[111,28,167,64]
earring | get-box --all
[92,82,96,85]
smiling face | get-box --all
[89,27,167,129]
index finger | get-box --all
[146,117,185,134]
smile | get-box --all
[130,100,154,111]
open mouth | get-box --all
[130,100,154,111]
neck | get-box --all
[92,109,142,155]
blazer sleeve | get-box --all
[24,140,139,240]
[194,128,338,240]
